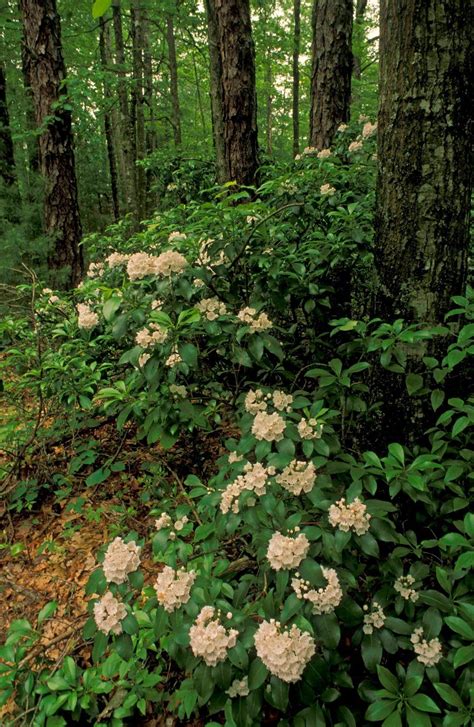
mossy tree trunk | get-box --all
[375,0,472,325]
[214,0,258,187]
[20,0,83,287]
[309,0,353,150]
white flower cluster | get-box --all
[87,261,105,278]
[135,324,168,349]
[349,140,363,153]
[363,602,386,634]
[198,238,227,268]
[154,566,196,612]
[93,591,127,635]
[237,306,272,332]
[337,123,347,132]
[292,567,342,615]
[195,297,227,320]
[155,512,172,530]
[266,531,309,571]
[138,352,151,368]
[77,303,99,330]
[244,389,267,414]
[226,677,249,698]
[272,390,293,411]
[317,148,331,159]
[127,250,187,281]
[106,252,130,268]
[328,497,371,535]
[362,121,377,138]
[151,298,163,310]
[254,619,315,683]
[297,417,323,440]
[276,460,316,496]
[252,410,286,442]
[320,183,336,196]
[169,384,187,398]
[168,231,187,242]
[411,627,442,667]
[220,462,273,514]
[303,146,317,155]
[189,606,238,666]
[228,451,243,464]
[394,575,419,602]
[102,537,141,585]
[165,349,182,367]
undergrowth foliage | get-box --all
[1,121,473,726]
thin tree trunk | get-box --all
[131,0,146,220]
[214,0,258,187]
[309,0,353,149]
[20,24,40,179]
[204,0,226,183]
[166,12,182,146]
[292,0,301,157]
[112,0,136,215]
[265,60,272,156]
[193,52,206,135]
[356,0,368,20]
[19,0,83,287]
[143,13,156,156]
[0,63,16,186]
[99,17,120,220]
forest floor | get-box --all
[0,406,227,724]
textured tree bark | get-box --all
[265,60,273,156]
[0,63,16,186]
[112,0,136,215]
[204,0,226,184]
[356,0,368,20]
[367,0,473,448]
[214,0,258,186]
[166,12,182,146]
[375,0,472,325]
[99,17,120,220]
[292,0,301,157]
[20,25,40,177]
[19,0,83,287]
[309,0,353,150]
[131,0,146,221]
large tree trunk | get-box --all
[375,0,472,325]
[99,17,120,221]
[369,0,472,448]
[166,11,182,146]
[19,0,83,287]
[204,0,226,184]
[112,0,136,216]
[292,0,301,157]
[214,0,258,187]
[0,63,16,187]
[20,26,40,178]
[309,0,353,150]
[131,0,146,221]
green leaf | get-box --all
[382,712,402,727]
[85,467,111,487]
[361,633,382,671]
[114,633,133,660]
[445,616,474,640]
[452,416,470,437]
[102,296,121,321]
[85,569,107,596]
[453,644,474,669]
[430,389,445,411]
[248,658,268,690]
[377,666,399,694]
[365,700,397,721]
[408,693,441,713]
[92,0,112,19]
[121,614,138,635]
[432,683,464,708]
[313,613,340,649]
[388,443,405,465]
[406,373,423,395]
[37,601,58,625]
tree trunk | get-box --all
[356,0,368,20]
[112,0,136,215]
[204,0,226,183]
[166,12,182,146]
[19,0,83,287]
[214,0,258,187]
[265,60,272,156]
[292,0,301,157]
[20,22,41,178]
[375,0,472,326]
[369,0,472,448]
[0,63,16,186]
[309,0,353,150]
[99,17,120,221]
[131,0,146,220]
